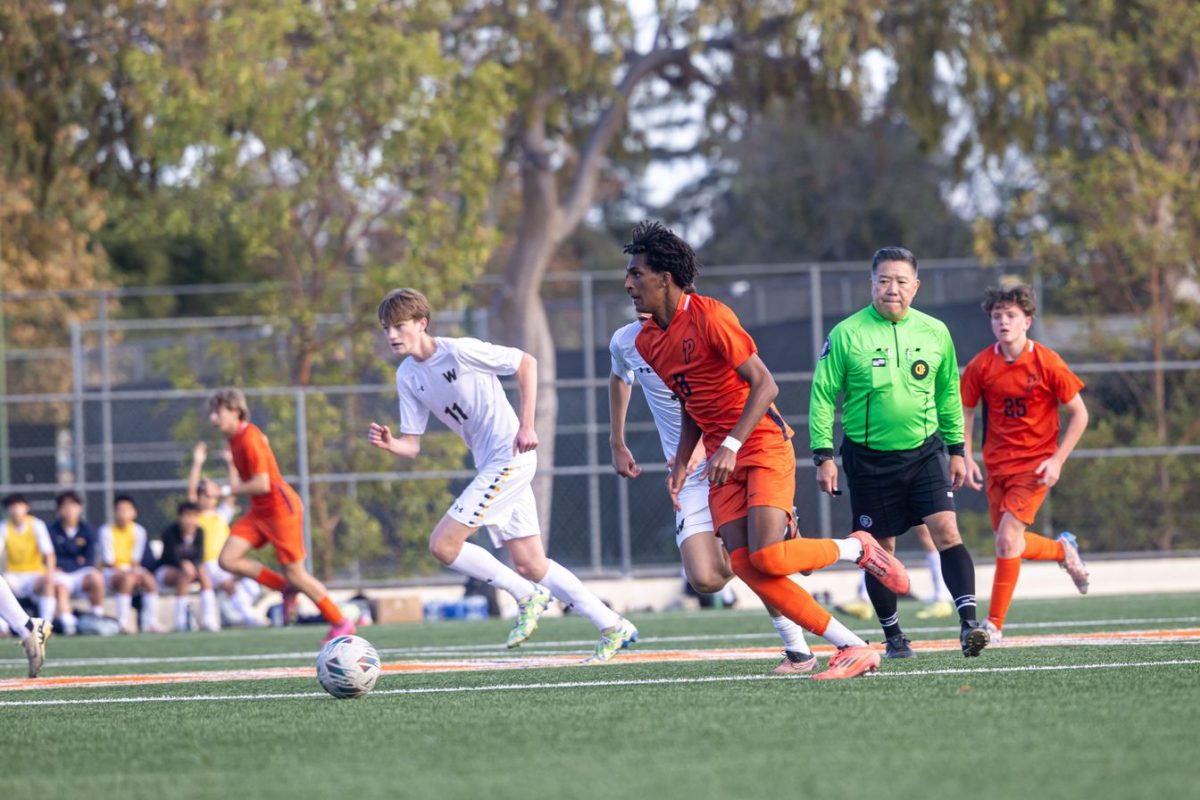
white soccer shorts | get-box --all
[447,456,541,548]
[675,469,715,547]
[54,568,98,597]
[4,571,46,599]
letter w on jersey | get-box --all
[443,368,458,383]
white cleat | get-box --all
[1057,532,1090,594]
[984,620,1004,646]
[22,618,52,678]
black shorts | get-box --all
[840,435,956,538]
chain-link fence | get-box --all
[2,260,1197,583]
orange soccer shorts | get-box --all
[707,444,796,533]
[231,507,306,565]
[986,471,1050,530]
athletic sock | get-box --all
[864,573,902,638]
[230,585,258,624]
[857,573,870,601]
[939,544,978,624]
[174,596,190,630]
[37,594,56,622]
[0,583,32,640]
[447,542,538,600]
[771,615,812,654]
[1022,531,1065,561]
[728,547,865,646]
[90,605,104,617]
[141,592,159,629]
[836,537,865,562]
[748,538,840,576]
[315,595,346,625]
[200,589,218,629]
[926,550,950,601]
[254,567,289,592]
[115,593,132,627]
[821,617,866,649]
[539,560,621,631]
[988,557,1021,629]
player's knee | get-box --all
[512,556,547,582]
[688,572,728,595]
[428,538,457,565]
[748,546,789,576]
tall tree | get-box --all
[449,0,889,537]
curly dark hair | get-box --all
[982,284,1037,317]
[622,220,699,290]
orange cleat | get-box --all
[322,618,356,644]
[850,531,911,595]
[810,644,882,680]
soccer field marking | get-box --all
[1,628,1195,692]
[1,658,1198,708]
[4,614,1196,670]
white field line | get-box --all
[1,658,1198,708]
[4,615,1197,670]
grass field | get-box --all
[2,592,1197,800]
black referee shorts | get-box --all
[840,434,956,539]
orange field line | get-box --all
[2,628,1196,693]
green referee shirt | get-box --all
[810,304,964,453]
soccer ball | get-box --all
[316,635,382,699]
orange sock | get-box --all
[1022,531,1064,561]
[254,567,288,592]
[747,538,840,577]
[988,557,1021,629]
[729,547,831,635]
[316,595,345,625]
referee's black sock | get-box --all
[864,573,903,639]
[939,544,978,626]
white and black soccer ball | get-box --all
[316,635,382,699]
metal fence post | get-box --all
[295,389,314,574]
[809,265,832,536]
[581,273,603,571]
[100,291,115,516]
[70,322,86,492]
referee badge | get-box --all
[911,359,929,379]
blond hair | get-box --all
[208,388,249,421]
[377,288,432,329]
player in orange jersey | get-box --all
[960,284,1091,644]
[208,389,354,642]
[624,221,910,680]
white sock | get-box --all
[90,605,104,617]
[116,593,132,627]
[230,587,258,624]
[174,596,190,630]
[447,542,537,600]
[771,615,811,654]
[200,589,218,629]
[836,538,864,562]
[0,581,32,640]
[719,585,737,605]
[857,573,870,601]
[60,611,79,627]
[539,560,621,631]
[240,578,262,601]
[926,550,950,601]
[821,617,867,648]
[37,594,57,621]
[141,592,159,629]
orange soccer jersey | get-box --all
[960,340,1084,476]
[229,422,303,517]
[634,292,793,464]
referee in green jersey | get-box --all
[810,247,989,658]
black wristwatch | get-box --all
[812,453,834,467]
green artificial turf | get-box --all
[1,593,1197,800]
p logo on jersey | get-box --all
[911,360,929,380]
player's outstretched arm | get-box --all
[367,422,421,459]
[512,352,539,454]
[1036,393,1089,487]
[608,373,641,478]
[668,410,704,511]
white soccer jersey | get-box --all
[610,321,685,462]
[395,337,531,470]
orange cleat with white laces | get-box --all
[810,644,882,681]
[850,531,911,595]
